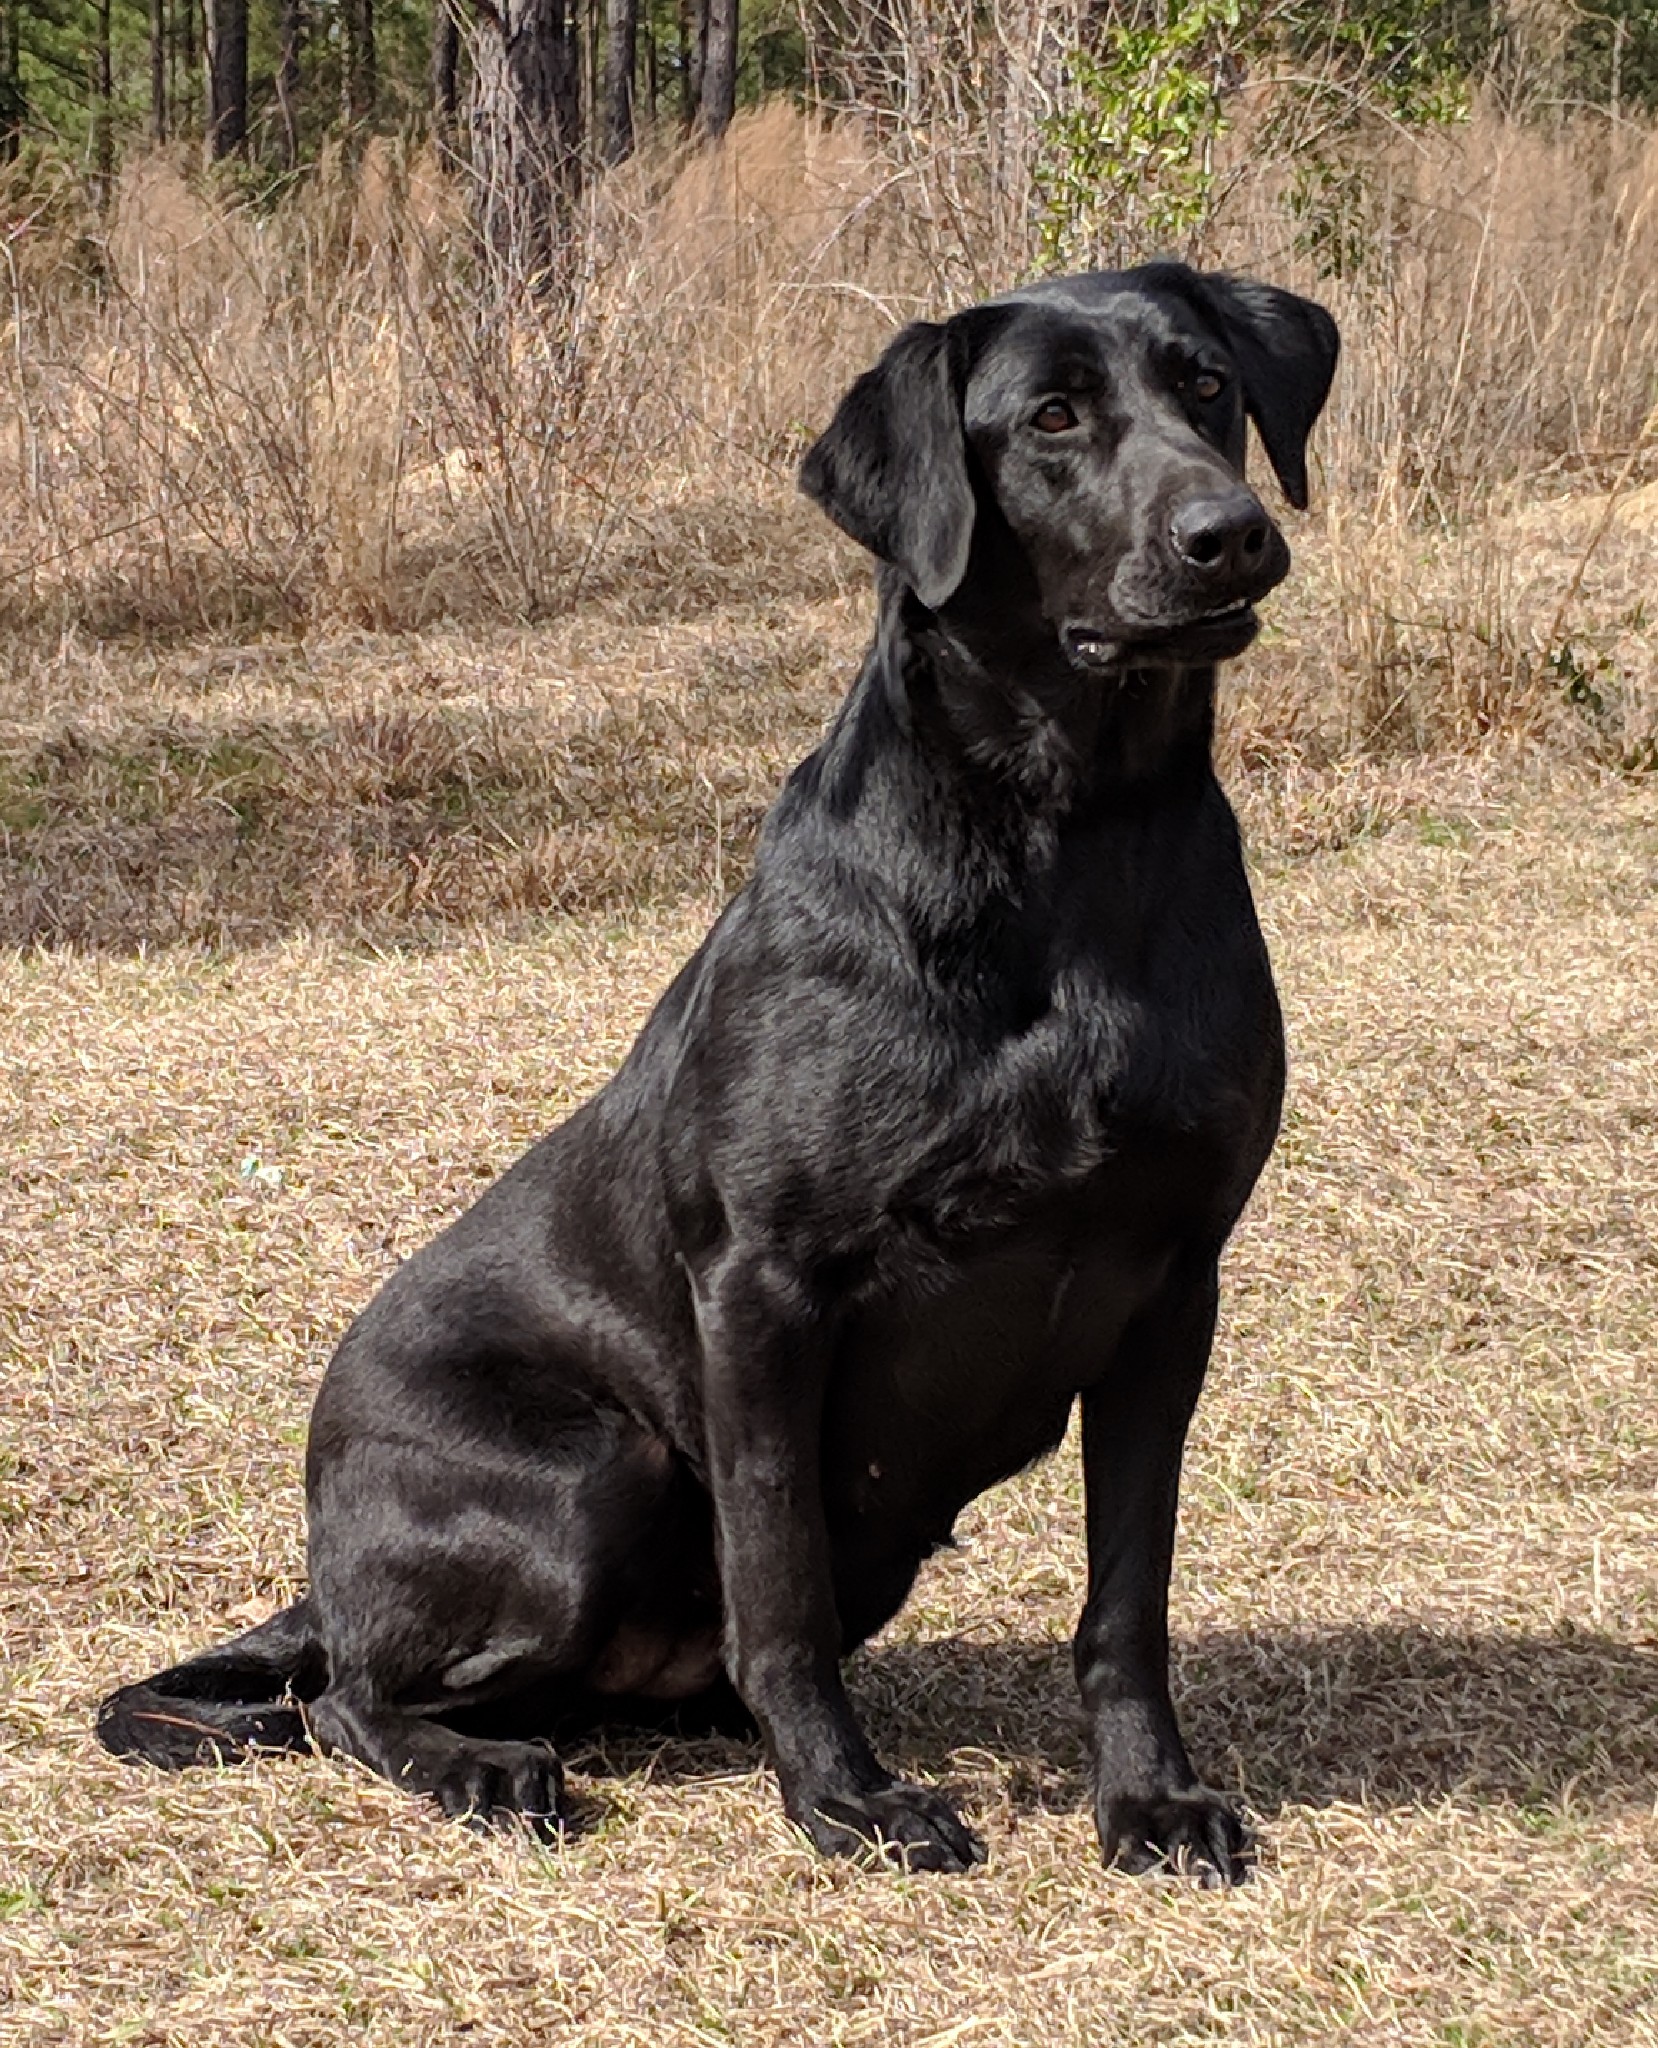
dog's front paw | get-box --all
[1097,1784,1252,1888]
[792,1778,987,1873]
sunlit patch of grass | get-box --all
[2,772,1655,2044]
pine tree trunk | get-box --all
[94,0,114,201]
[277,0,302,165]
[471,0,582,288]
[180,0,198,132]
[680,0,706,126]
[602,0,637,164]
[432,0,461,144]
[359,0,377,120]
[0,0,20,164]
[205,0,247,158]
[699,0,736,140]
[344,0,376,124]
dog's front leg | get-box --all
[695,1247,984,1872]
[1075,1255,1252,1886]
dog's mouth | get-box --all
[1063,600,1259,672]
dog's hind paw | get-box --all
[794,1779,987,1874]
[430,1738,567,1844]
[1097,1785,1253,1888]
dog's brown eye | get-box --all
[1033,399,1078,433]
[1193,371,1226,403]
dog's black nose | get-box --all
[1169,492,1273,581]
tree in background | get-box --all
[342,0,375,123]
[0,2,20,162]
[147,0,163,138]
[205,0,247,158]
[602,0,636,161]
[432,0,461,143]
[471,0,580,282]
[699,0,735,135]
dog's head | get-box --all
[799,264,1338,673]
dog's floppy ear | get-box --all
[1192,273,1339,511]
[799,318,978,608]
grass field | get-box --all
[2,712,1655,2042]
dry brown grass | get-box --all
[0,499,853,948]
[2,474,1653,948]
[2,756,1656,2045]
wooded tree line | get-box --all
[0,0,777,172]
[1,0,1654,279]
[7,0,1656,176]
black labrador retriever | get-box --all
[99,262,1337,1884]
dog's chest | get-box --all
[894,930,1279,1251]
[824,979,1274,1574]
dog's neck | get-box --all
[873,573,1217,816]
[803,584,1227,976]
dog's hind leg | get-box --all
[306,1689,565,1835]
[303,1405,722,1833]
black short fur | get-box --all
[99,263,1338,1881]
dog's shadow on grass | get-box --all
[562,1625,1658,1820]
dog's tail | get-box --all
[96,1597,327,1770]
